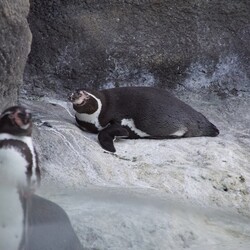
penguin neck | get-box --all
[0,185,24,250]
[75,92,104,130]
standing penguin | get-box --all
[69,87,219,152]
[0,106,83,250]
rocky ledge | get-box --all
[20,90,250,249]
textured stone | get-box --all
[0,0,31,110]
[21,91,250,249]
[21,91,250,217]
[24,0,250,97]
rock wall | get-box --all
[0,0,31,110]
[24,0,250,97]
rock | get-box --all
[21,92,250,248]
[24,0,250,97]
[1,0,247,247]
[41,187,250,250]
[21,91,250,217]
[0,0,31,110]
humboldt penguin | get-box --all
[69,87,219,152]
[0,106,83,250]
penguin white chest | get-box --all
[0,187,24,250]
[0,147,28,186]
[0,140,30,250]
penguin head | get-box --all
[68,90,90,105]
[68,90,99,114]
[0,106,32,136]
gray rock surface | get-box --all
[0,0,31,110]
[41,187,250,250]
[0,0,249,248]
[20,89,250,249]
[24,0,250,97]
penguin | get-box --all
[69,87,219,152]
[0,106,40,250]
[0,106,83,250]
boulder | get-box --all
[22,92,250,249]
[24,0,250,97]
[0,0,31,110]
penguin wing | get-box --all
[98,123,129,152]
[25,194,83,250]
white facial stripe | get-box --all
[121,118,149,137]
[75,92,104,130]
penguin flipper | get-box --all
[22,194,84,250]
[98,124,129,152]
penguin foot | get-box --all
[98,124,129,152]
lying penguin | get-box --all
[0,106,83,250]
[69,86,219,152]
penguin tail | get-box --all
[207,122,220,137]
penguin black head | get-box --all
[68,90,99,114]
[0,106,32,136]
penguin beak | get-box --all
[68,91,81,102]
[68,92,75,102]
